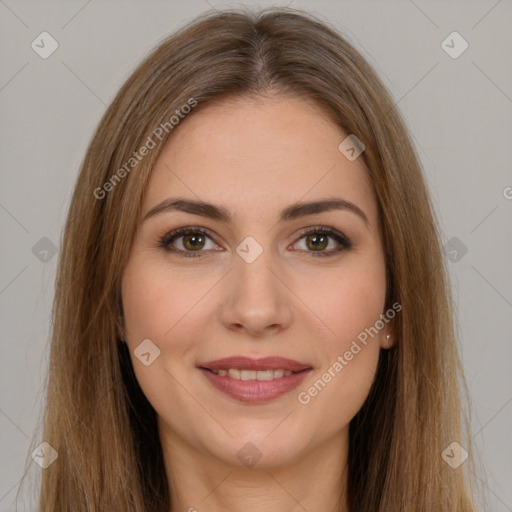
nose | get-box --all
[218,247,293,337]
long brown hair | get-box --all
[21,6,478,511]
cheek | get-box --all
[121,256,214,342]
[294,247,387,347]
[121,259,201,421]
[295,296,383,437]
[121,256,219,402]
[294,253,386,420]
[312,345,380,433]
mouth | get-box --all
[198,356,312,403]
[204,368,298,380]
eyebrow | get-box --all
[143,197,369,226]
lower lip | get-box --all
[199,368,312,403]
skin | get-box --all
[121,94,391,512]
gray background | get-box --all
[1,0,511,510]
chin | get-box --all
[198,428,309,470]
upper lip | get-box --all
[198,356,312,373]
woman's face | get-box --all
[121,94,389,469]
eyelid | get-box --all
[295,225,350,244]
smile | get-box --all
[209,368,294,380]
[198,356,312,403]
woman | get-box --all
[32,7,477,511]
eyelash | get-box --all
[158,225,352,259]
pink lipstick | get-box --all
[198,356,312,403]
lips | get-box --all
[198,356,312,403]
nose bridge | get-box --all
[220,239,293,335]
[236,243,277,295]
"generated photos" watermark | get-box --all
[298,301,402,405]
[93,97,198,200]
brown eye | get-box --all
[305,233,329,251]
[182,233,206,251]
[292,226,351,257]
[160,227,219,257]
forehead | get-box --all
[143,95,378,228]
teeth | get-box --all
[256,370,275,381]
[240,370,257,380]
[227,369,241,379]
[210,368,294,380]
